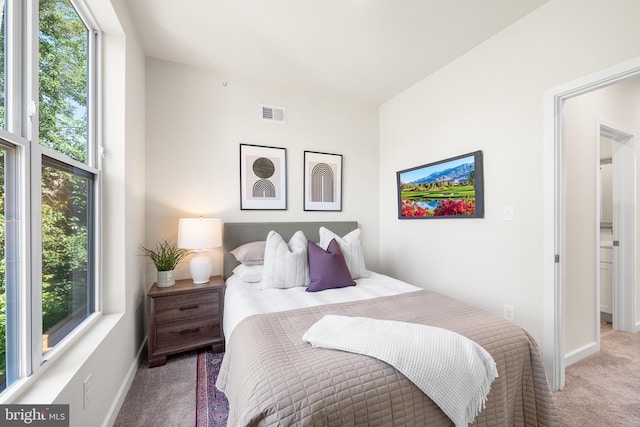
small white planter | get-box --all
[157,270,175,287]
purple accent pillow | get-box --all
[307,238,356,292]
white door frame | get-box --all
[605,122,636,334]
[543,56,640,391]
[596,120,636,335]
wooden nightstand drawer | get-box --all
[154,291,219,324]
[156,316,221,352]
[147,276,225,367]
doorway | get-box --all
[599,133,614,328]
[543,58,640,391]
[597,121,636,337]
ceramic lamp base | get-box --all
[190,250,212,284]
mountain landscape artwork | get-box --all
[397,151,484,219]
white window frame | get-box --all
[0,0,102,393]
[0,135,24,386]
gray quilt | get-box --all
[217,290,558,426]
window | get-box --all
[0,0,99,394]
[39,0,90,163]
[41,157,94,352]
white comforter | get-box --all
[223,271,420,344]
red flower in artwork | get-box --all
[401,199,475,217]
[401,200,433,217]
[433,199,475,216]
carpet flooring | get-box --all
[113,350,197,426]
[553,327,640,426]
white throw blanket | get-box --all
[303,315,498,427]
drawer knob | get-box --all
[179,304,199,311]
[180,327,200,335]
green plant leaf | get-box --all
[140,240,190,271]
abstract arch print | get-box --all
[252,157,277,198]
[304,151,342,211]
[310,163,334,202]
[240,144,287,210]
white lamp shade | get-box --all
[177,218,222,250]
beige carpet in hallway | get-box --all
[553,327,640,426]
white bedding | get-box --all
[223,271,420,344]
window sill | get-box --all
[0,313,123,404]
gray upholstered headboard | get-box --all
[223,221,358,279]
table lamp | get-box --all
[177,217,222,283]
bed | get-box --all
[217,221,558,426]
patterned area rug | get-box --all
[196,351,229,427]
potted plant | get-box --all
[140,240,190,287]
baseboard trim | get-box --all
[564,341,599,367]
[102,338,147,427]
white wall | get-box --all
[144,58,380,282]
[379,0,640,350]
[563,77,640,355]
[11,1,148,426]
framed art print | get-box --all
[304,151,342,211]
[240,144,287,210]
[396,150,484,219]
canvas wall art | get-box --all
[397,151,484,219]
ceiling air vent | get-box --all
[261,105,286,123]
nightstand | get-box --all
[147,276,225,367]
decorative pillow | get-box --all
[319,227,367,279]
[230,241,266,265]
[232,264,263,283]
[307,239,356,292]
[261,230,309,289]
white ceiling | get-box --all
[125,0,548,105]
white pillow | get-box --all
[319,227,367,279]
[232,264,263,283]
[262,230,309,289]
